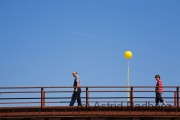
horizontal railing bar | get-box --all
[0,91,74,94]
[0,91,41,94]
[0,106,178,109]
[55,101,176,103]
[45,90,127,92]
[133,90,176,92]
[88,97,177,99]
[88,90,176,92]
[0,86,179,89]
[0,102,40,104]
[46,90,142,92]
[0,106,41,109]
[0,100,175,103]
[0,100,176,102]
[0,101,176,104]
[88,90,133,92]
[0,96,177,99]
[45,90,74,93]
[0,97,177,100]
[0,90,177,94]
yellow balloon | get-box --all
[124,51,132,59]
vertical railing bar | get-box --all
[174,91,177,106]
[41,88,45,108]
[86,87,89,107]
[130,87,133,107]
[177,87,179,108]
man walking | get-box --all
[155,74,166,106]
[69,71,82,106]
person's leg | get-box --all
[77,88,82,106]
[159,93,166,105]
[69,92,76,106]
[155,92,160,106]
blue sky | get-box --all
[0,0,180,107]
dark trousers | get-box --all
[69,88,82,106]
[155,92,164,105]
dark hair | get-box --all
[155,74,160,79]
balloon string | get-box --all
[127,61,130,101]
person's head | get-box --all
[72,71,78,77]
[155,74,160,80]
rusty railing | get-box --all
[0,86,179,108]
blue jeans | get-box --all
[69,88,82,106]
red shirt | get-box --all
[156,79,163,93]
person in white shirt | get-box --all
[69,71,82,106]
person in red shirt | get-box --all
[155,74,166,106]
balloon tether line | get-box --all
[127,60,130,101]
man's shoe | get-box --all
[163,101,167,106]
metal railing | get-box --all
[0,86,179,108]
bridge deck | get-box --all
[0,106,180,120]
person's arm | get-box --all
[75,77,80,92]
[155,82,158,92]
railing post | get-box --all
[130,87,133,107]
[86,87,89,107]
[177,87,179,108]
[41,88,45,108]
[174,92,177,106]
